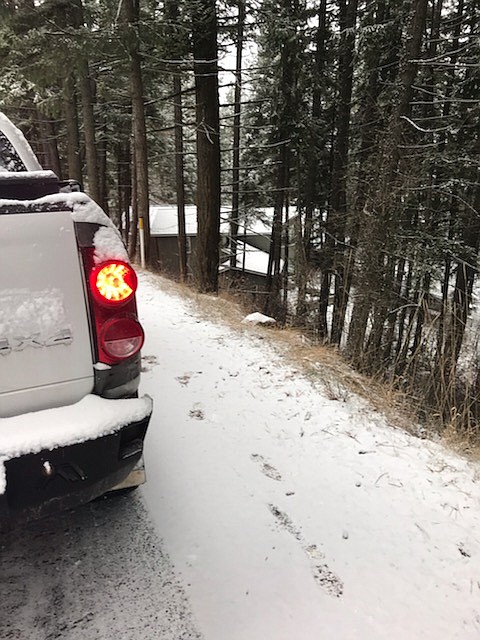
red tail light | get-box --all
[90,261,137,306]
[80,250,144,365]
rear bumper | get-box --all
[0,395,152,527]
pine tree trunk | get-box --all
[78,59,100,204]
[165,0,187,279]
[63,72,82,183]
[191,0,221,293]
[296,0,327,321]
[37,111,62,178]
[116,139,131,241]
[230,0,245,269]
[174,74,188,281]
[346,0,428,365]
[123,0,152,266]
[330,0,358,344]
[98,122,109,215]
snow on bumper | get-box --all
[0,394,153,494]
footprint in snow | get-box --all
[189,405,205,420]
[251,454,282,481]
[176,371,203,386]
[268,504,344,598]
[141,355,159,372]
[176,373,192,386]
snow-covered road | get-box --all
[138,271,480,640]
[2,270,480,639]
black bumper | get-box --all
[0,414,151,528]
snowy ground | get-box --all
[2,269,480,640]
[138,270,480,640]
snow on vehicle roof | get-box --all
[0,112,42,172]
[0,394,153,494]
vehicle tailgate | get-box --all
[0,209,94,418]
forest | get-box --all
[1,0,479,440]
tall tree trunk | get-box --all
[230,0,245,269]
[347,0,428,366]
[174,73,188,281]
[330,0,358,344]
[191,0,221,293]
[116,139,131,242]
[265,142,288,317]
[129,126,138,259]
[296,0,327,321]
[98,122,109,215]
[265,0,301,317]
[37,111,62,178]
[63,72,82,183]
[123,0,152,266]
[165,0,187,279]
[78,58,100,203]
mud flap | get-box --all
[110,455,146,491]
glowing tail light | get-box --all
[90,261,137,306]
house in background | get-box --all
[150,205,198,276]
[149,205,286,287]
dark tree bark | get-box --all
[165,0,188,280]
[122,0,152,265]
[191,0,221,293]
[36,111,62,178]
[265,0,303,318]
[98,123,109,216]
[63,72,82,183]
[173,73,188,281]
[78,59,100,204]
[296,0,328,321]
[347,0,428,366]
[318,0,359,340]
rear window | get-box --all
[0,131,27,172]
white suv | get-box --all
[0,112,152,526]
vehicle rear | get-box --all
[0,114,152,526]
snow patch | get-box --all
[0,170,55,181]
[93,362,112,371]
[0,112,42,171]
[93,225,129,265]
[0,288,67,341]
[241,312,276,325]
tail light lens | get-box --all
[99,316,144,360]
[90,261,137,306]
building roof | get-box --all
[150,205,276,238]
